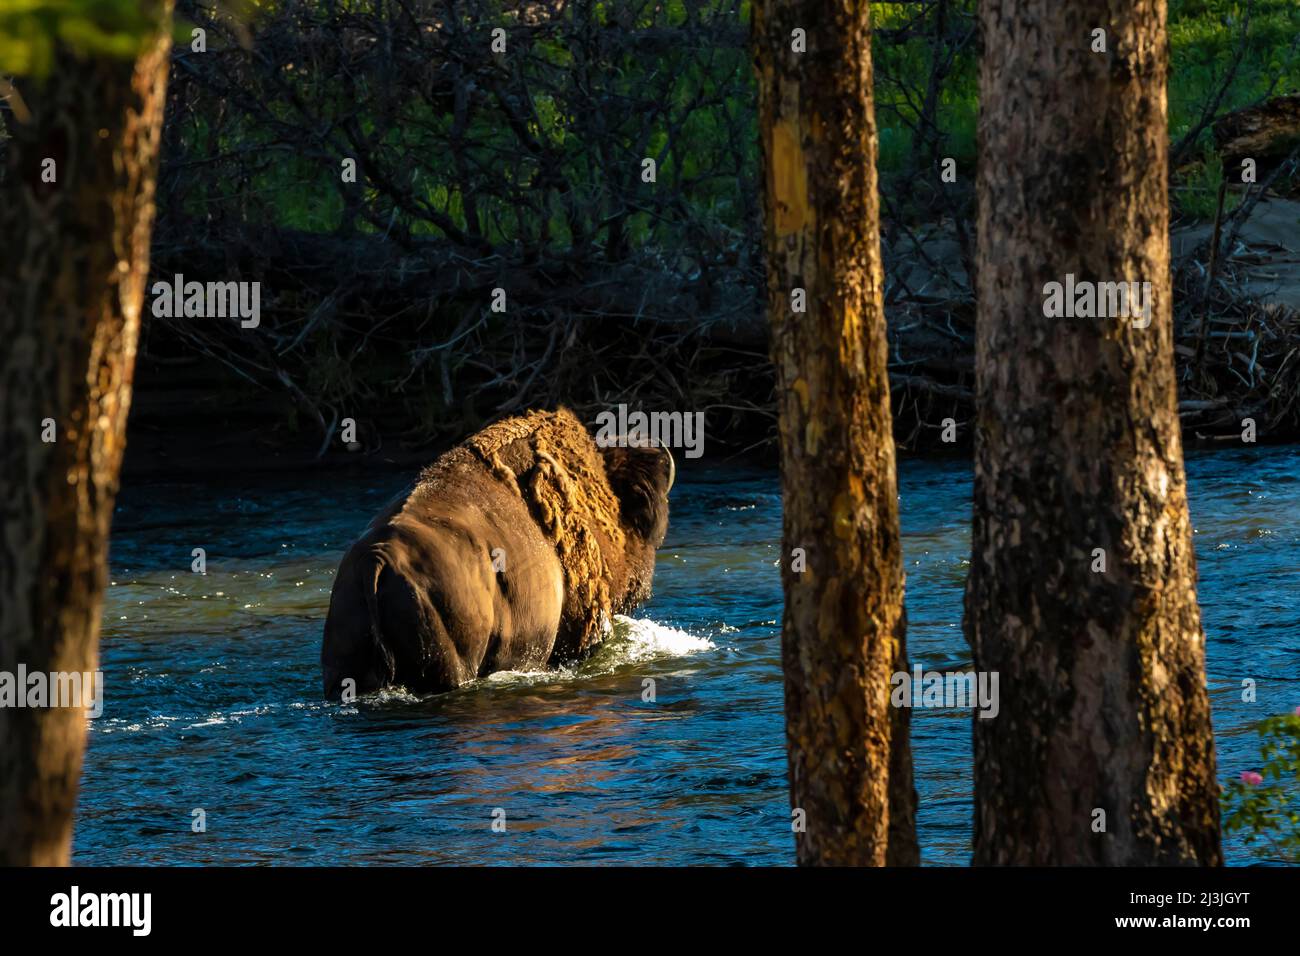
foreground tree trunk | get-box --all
[0,5,174,865]
[966,0,1221,864]
[754,1,918,866]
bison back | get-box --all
[322,472,567,696]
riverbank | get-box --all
[124,298,1300,481]
[121,358,1297,480]
[125,189,1300,480]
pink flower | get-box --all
[1240,771,1263,786]
[1294,706,1300,716]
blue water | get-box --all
[76,445,1299,864]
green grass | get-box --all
[869,0,1300,218]
[1169,0,1300,152]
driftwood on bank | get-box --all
[153,222,760,337]
[1214,94,1300,169]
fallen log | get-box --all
[1214,94,1300,170]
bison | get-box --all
[321,408,674,698]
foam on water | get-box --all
[603,614,714,662]
[481,614,714,687]
[324,616,718,699]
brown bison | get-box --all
[321,408,673,698]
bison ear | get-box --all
[600,444,673,542]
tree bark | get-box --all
[754,0,918,866]
[0,4,174,865]
[965,0,1222,864]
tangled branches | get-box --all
[147,0,766,451]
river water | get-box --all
[76,446,1298,864]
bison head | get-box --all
[599,441,674,608]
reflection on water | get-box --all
[77,445,1299,865]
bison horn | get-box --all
[664,446,675,492]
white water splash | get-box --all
[481,615,713,687]
[602,614,714,663]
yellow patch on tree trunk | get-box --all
[791,376,810,412]
[771,118,811,237]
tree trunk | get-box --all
[965,0,1222,864]
[754,0,919,866]
[0,5,174,865]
